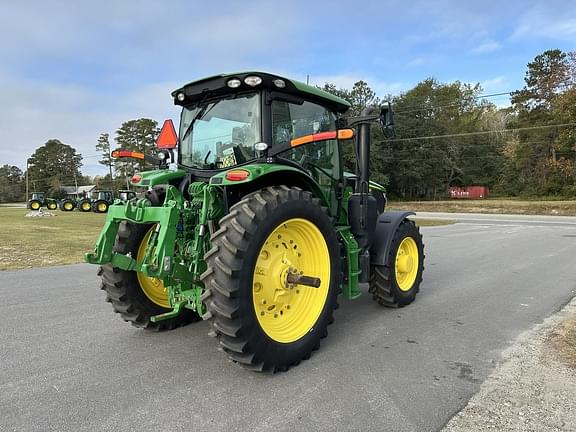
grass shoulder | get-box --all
[391,198,576,216]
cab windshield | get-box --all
[179,93,261,169]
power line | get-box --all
[387,122,576,143]
[394,92,513,115]
[391,83,575,114]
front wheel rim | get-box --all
[395,237,419,291]
[252,218,330,344]
[98,203,107,212]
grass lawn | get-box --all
[0,208,105,270]
[413,218,456,227]
[0,207,453,271]
[392,199,576,216]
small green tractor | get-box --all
[27,192,57,211]
[86,72,424,372]
[91,190,114,213]
[59,194,78,211]
[63,190,136,212]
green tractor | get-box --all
[77,194,94,212]
[91,190,114,213]
[27,192,57,211]
[60,193,80,212]
[86,72,424,372]
[118,189,137,202]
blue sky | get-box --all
[1,0,575,176]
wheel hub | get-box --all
[252,218,330,343]
[395,237,419,292]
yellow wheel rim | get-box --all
[395,237,419,292]
[64,202,73,210]
[31,202,40,210]
[253,218,330,344]
[81,202,91,211]
[97,203,107,212]
[48,203,56,209]
[137,226,170,308]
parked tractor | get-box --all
[77,195,93,212]
[118,189,136,202]
[27,192,57,211]
[60,193,81,211]
[86,72,424,372]
[91,190,114,213]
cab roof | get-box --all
[171,71,351,114]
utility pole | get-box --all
[25,158,29,200]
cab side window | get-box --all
[272,100,340,202]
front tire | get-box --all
[201,186,340,372]
[99,222,200,330]
[369,219,424,307]
[78,199,92,212]
[60,200,75,211]
[93,200,109,213]
[29,200,41,210]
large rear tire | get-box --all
[99,222,201,330]
[201,186,340,372]
[47,201,57,210]
[29,200,41,210]
[369,219,424,307]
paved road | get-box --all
[2,215,576,432]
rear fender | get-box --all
[211,163,330,209]
[370,211,415,266]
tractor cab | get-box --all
[118,190,136,202]
[168,73,350,184]
[30,192,45,201]
[96,190,114,202]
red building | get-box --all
[449,186,489,199]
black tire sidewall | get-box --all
[114,223,171,316]
[236,196,340,366]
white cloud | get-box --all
[470,40,502,55]
[407,57,426,67]
[511,7,576,40]
[0,72,181,175]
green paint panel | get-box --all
[211,163,330,208]
[132,169,187,187]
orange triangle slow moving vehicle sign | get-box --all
[157,119,178,149]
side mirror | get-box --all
[380,103,395,138]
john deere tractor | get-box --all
[27,192,57,211]
[91,190,114,213]
[86,72,424,372]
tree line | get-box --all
[1,48,574,202]
[0,119,159,202]
[321,48,576,199]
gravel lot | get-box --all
[444,297,576,432]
